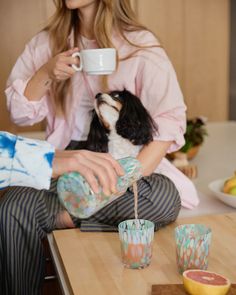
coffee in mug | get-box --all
[72,48,116,75]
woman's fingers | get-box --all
[56,63,76,78]
[74,151,119,195]
[92,152,124,176]
[70,163,101,194]
[61,48,80,70]
[53,150,124,196]
[62,47,79,57]
[47,48,79,80]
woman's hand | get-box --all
[52,150,124,196]
[24,48,80,101]
[42,47,79,81]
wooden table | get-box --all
[49,212,236,295]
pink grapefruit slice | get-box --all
[183,269,231,295]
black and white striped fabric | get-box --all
[0,173,181,295]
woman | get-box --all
[1,1,192,294]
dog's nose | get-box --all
[95,93,102,99]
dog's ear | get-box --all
[116,90,158,145]
[85,110,109,153]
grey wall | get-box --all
[230,0,236,119]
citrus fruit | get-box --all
[183,269,231,295]
[229,186,236,196]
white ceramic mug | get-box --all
[72,48,116,75]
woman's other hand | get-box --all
[52,150,124,196]
[42,47,79,81]
[24,47,79,101]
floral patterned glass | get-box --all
[118,219,154,269]
[175,224,212,274]
[57,157,142,219]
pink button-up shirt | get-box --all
[5,29,199,209]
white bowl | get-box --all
[208,179,236,208]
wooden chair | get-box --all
[42,238,62,295]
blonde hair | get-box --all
[44,0,157,115]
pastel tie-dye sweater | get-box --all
[0,132,54,190]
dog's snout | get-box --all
[95,93,102,99]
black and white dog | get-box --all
[82,89,158,159]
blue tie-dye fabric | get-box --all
[0,132,16,158]
[0,132,55,190]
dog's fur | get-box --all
[79,89,157,159]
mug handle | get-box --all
[71,52,82,71]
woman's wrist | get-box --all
[137,140,173,176]
[24,65,52,101]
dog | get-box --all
[82,89,158,159]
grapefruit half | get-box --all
[183,269,231,295]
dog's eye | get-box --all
[110,91,120,99]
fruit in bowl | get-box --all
[209,177,236,208]
[223,171,236,196]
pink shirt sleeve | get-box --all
[135,38,187,153]
[5,33,50,126]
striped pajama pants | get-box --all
[0,173,181,295]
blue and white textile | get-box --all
[0,132,55,190]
